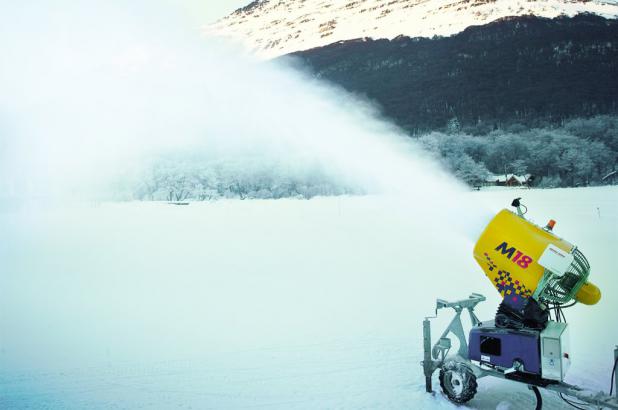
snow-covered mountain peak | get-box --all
[205,0,618,58]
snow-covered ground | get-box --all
[1,186,616,409]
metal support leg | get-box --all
[423,318,433,392]
[422,294,485,395]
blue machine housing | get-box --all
[469,321,541,375]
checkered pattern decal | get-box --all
[483,252,532,309]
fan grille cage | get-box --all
[541,248,590,304]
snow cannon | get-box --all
[421,199,618,409]
[473,204,601,329]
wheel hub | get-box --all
[439,361,478,404]
[448,371,464,396]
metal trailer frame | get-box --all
[422,294,618,409]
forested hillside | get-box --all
[290,14,618,133]
[418,116,618,187]
[284,14,618,188]
[126,115,616,201]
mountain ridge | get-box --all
[207,0,618,58]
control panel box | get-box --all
[540,321,570,381]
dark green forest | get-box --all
[291,14,618,132]
[289,14,618,186]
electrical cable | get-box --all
[610,355,618,396]
[548,303,568,323]
[559,393,589,410]
[546,300,575,323]
[560,301,577,309]
[558,307,566,323]
[564,394,592,407]
[556,305,562,323]
[555,306,560,322]
[531,386,542,410]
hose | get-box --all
[531,385,542,410]
[609,357,618,396]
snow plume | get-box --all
[0,1,495,237]
[0,1,466,201]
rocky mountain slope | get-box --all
[207,0,618,58]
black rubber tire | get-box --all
[439,361,478,404]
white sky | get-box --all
[0,1,253,51]
[174,0,251,26]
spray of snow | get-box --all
[0,1,495,234]
[1,2,454,200]
[0,3,539,409]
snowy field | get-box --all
[1,186,616,409]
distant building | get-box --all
[484,174,532,187]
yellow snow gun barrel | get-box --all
[473,209,601,308]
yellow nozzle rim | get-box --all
[575,282,601,305]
